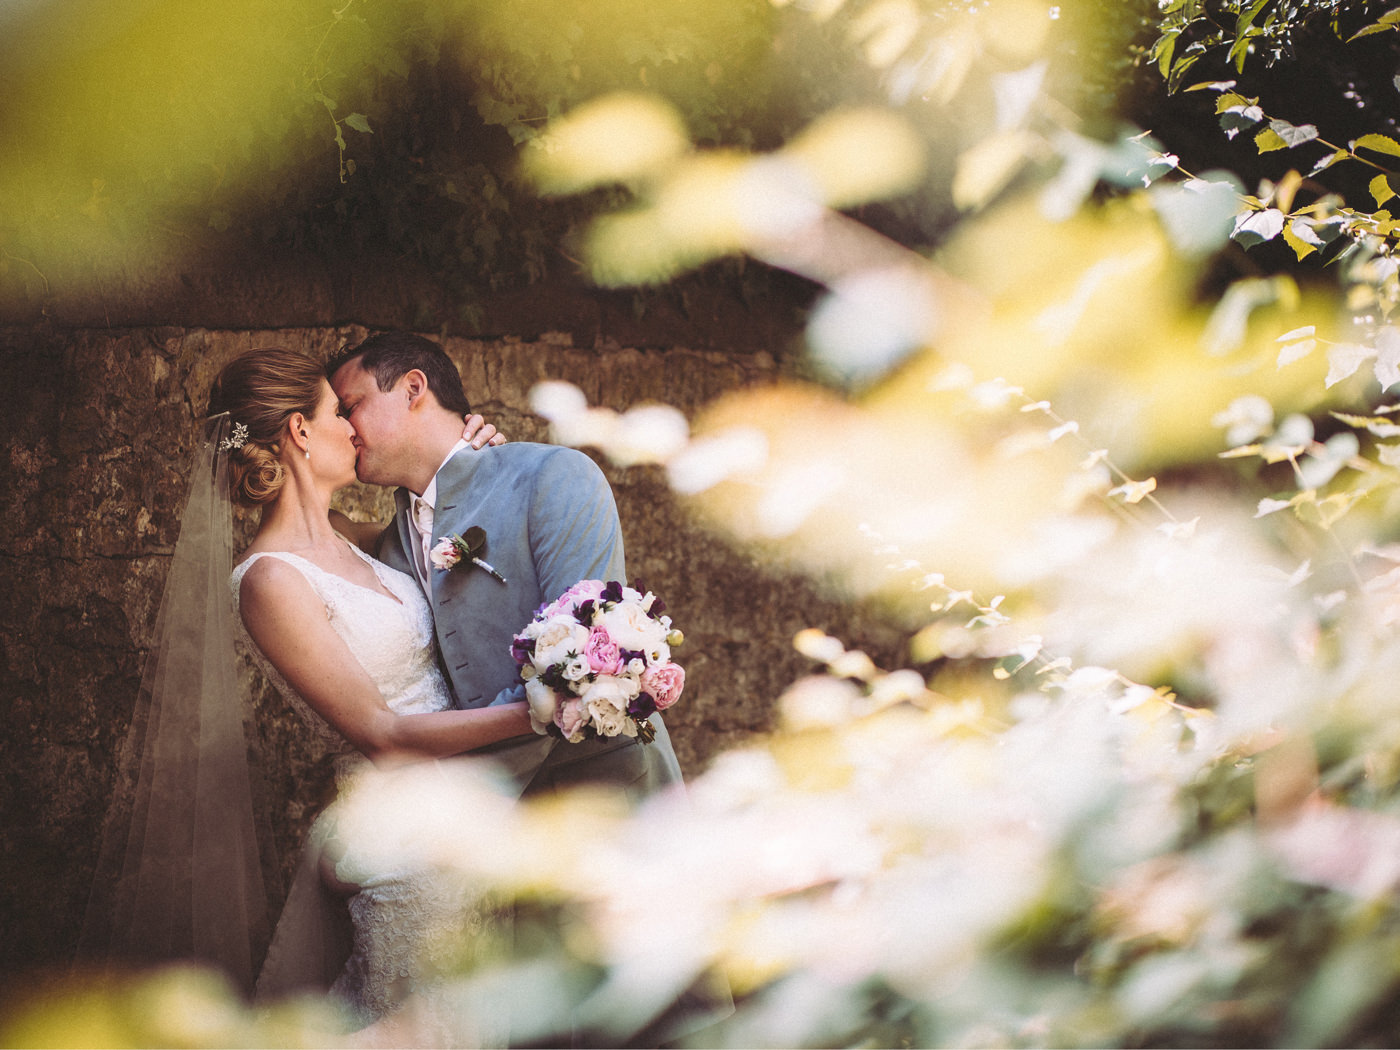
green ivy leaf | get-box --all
[343,113,373,134]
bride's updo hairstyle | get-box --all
[206,348,326,507]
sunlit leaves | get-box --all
[1348,5,1400,41]
[847,0,920,68]
[1216,91,1264,139]
[1352,133,1400,160]
[1213,394,1275,446]
[527,96,925,286]
[1149,175,1243,256]
[1202,276,1297,355]
[1255,118,1318,153]
[952,131,1038,212]
[1232,207,1286,248]
[1371,174,1400,208]
[1322,328,1400,390]
[806,268,939,384]
[782,107,926,210]
[1276,325,1317,366]
[529,379,691,466]
[524,93,691,194]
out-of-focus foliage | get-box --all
[0,0,780,309]
[25,0,1400,1048]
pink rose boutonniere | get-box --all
[429,525,506,583]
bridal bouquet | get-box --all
[512,579,684,744]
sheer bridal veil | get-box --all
[79,412,277,995]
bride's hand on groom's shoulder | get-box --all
[463,413,507,449]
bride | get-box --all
[81,346,531,1035]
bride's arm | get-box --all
[329,412,507,553]
[238,557,532,763]
[328,509,383,551]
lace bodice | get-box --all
[230,542,453,749]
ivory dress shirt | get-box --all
[409,439,469,590]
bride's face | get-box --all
[308,380,358,488]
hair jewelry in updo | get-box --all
[206,347,326,508]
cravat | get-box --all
[411,495,434,586]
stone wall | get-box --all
[0,322,908,980]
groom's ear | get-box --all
[402,369,431,409]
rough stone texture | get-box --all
[0,321,906,981]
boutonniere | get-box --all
[430,525,507,583]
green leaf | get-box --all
[1151,30,1177,78]
[343,112,373,134]
[1228,28,1261,73]
[1214,91,1254,115]
[1348,6,1400,40]
[1311,148,1351,175]
[1255,126,1287,153]
[1354,134,1400,158]
[1350,22,1395,39]
[1233,208,1286,249]
[1185,79,1238,93]
[1282,221,1318,260]
[1166,53,1200,93]
[1372,174,1399,207]
[1268,119,1319,148]
[1235,0,1271,35]
[1219,100,1264,138]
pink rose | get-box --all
[554,697,588,743]
[640,662,685,710]
[429,536,462,570]
[584,626,624,676]
[558,579,607,608]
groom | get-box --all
[328,331,683,798]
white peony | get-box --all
[581,674,641,737]
[597,601,668,655]
[525,677,561,730]
[531,616,591,669]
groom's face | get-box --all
[331,359,413,488]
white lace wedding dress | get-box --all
[231,543,492,1032]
